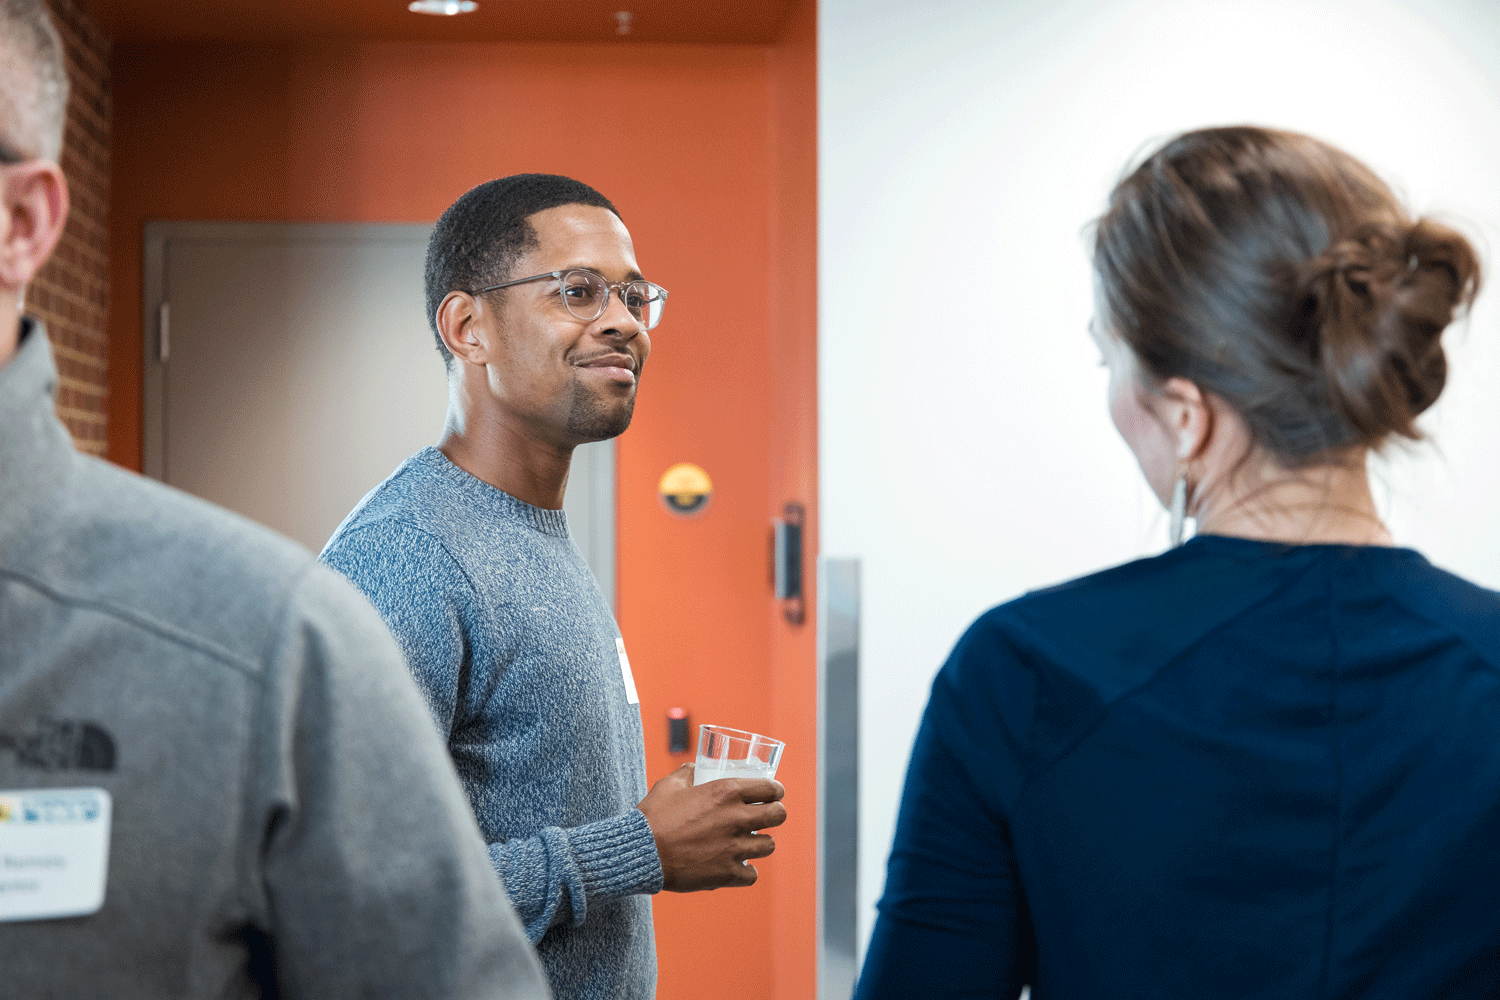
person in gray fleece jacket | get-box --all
[321,174,788,1000]
[0,5,549,995]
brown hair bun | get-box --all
[1094,126,1482,466]
[1302,218,1480,445]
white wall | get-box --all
[819,0,1500,958]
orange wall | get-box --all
[109,18,817,999]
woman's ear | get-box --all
[1160,376,1212,462]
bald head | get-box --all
[0,0,67,163]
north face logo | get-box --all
[0,719,117,772]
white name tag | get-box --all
[0,787,111,922]
[616,638,640,705]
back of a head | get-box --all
[0,0,67,162]
[1092,126,1481,466]
[423,173,620,366]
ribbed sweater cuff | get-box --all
[569,809,664,903]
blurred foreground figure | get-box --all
[857,126,1499,998]
[0,3,549,996]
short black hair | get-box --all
[423,173,621,366]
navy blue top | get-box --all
[856,535,1500,999]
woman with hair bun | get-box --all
[855,127,1498,999]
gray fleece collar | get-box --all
[1,319,73,559]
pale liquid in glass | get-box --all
[693,758,777,786]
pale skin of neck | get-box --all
[1,288,19,365]
[1162,379,1393,547]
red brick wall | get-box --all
[29,0,110,456]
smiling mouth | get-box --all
[574,354,638,384]
[575,353,636,372]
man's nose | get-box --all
[595,288,645,339]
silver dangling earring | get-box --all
[1169,473,1188,548]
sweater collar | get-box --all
[0,318,73,557]
[417,446,573,539]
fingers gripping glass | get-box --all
[473,269,669,330]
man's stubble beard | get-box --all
[565,378,638,442]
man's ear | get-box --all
[1160,376,1212,462]
[0,161,68,291]
[435,290,490,367]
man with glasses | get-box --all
[321,175,787,1000]
[0,3,549,996]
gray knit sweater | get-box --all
[321,447,661,1000]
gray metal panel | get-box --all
[563,438,617,612]
[819,557,861,1000]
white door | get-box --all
[142,222,615,605]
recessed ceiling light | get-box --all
[408,0,477,14]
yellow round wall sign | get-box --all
[658,462,713,516]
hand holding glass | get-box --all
[693,724,785,785]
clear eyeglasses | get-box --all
[473,269,670,331]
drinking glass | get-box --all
[693,724,785,785]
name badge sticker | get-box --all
[0,787,111,922]
[615,638,641,705]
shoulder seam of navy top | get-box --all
[1009,553,1328,806]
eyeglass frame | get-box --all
[470,269,669,330]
